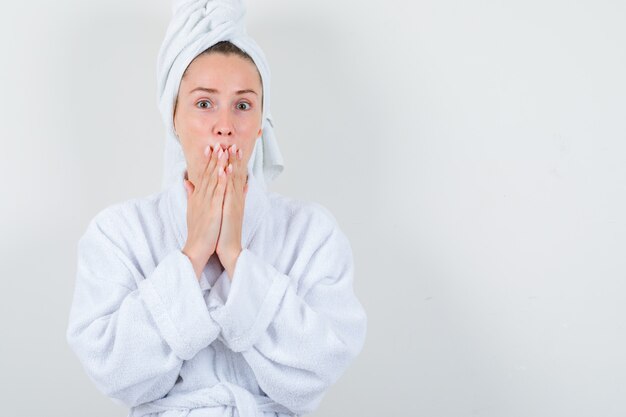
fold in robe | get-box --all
[66,169,368,416]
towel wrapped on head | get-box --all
[157,0,284,191]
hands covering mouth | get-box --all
[182,142,248,281]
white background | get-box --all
[1,0,625,416]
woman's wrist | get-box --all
[221,247,242,280]
[182,245,209,280]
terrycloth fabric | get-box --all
[65,169,368,416]
[158,0,284,191]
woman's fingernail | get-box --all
[218,148,223,158]
[204,145,211,157]
[228,163,233,173]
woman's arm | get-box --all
[207,207,368,415]
[66,215,221,408]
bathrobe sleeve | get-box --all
[66,212,221,408]
[208,204,368,415]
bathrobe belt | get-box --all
[129,381,296,417]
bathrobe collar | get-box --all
[167,166,270,251]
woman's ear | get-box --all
[173,100,179,136]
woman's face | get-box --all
[173,52,263,185]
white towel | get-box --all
[157,0,284,191]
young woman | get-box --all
[66,2,367,416]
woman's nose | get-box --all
[213,109,234,136]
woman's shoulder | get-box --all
[265,190,343,237]
[82,189,167,246]
[264,191,354,276]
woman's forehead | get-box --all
[182,53,262,92]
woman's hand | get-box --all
[215,143,248,279]
[182,144,229,280]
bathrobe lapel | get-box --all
[166,167,271,254]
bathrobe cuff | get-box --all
[138,249,220,360]
[210,248,291,352]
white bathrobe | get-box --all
[66,168,368,417]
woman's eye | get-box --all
[237,102,251,110]
[196,100,212,109]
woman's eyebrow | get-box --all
[189,87,258,95]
